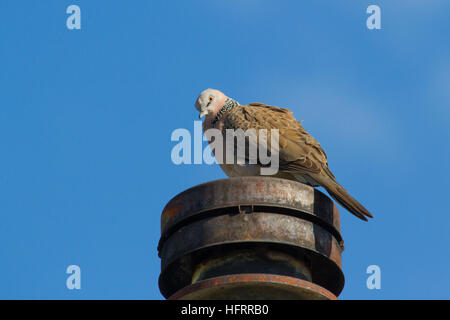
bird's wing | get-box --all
[222,102,373,221]
[223,103,332,176]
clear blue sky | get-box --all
[0,1,449,299]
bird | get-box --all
[194,88,373,221]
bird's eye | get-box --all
[209,96,214,102]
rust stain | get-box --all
[159,177,345,299]
[169,274,338,300]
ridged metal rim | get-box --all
[159,241,345,298]
[169,273,338,300]
[161,177,341,235]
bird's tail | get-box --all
[317,175,373,221]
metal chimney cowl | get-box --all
[158,176,345,300]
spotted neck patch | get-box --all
[212,98,239,126]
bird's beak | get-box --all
[199,110,209,119]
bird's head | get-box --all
[194,89,228,119]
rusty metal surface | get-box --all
[159,240,344,298]
[158,177,345,299]
[169,274,338,300]
[191,248,313,284]
[160,212,342,270]
[160,177,341,236]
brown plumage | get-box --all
[195,89,373,221]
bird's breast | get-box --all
[219,163,262,177]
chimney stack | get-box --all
[158,177,345,300]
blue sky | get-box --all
[0,1,449,299]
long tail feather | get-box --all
[319,176,373,221]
